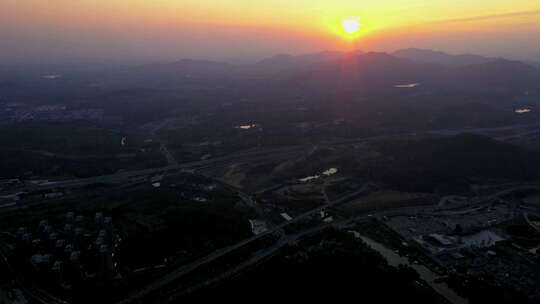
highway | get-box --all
[6,164,538,304]
[150,118,179,167]
[19,144,309,193]
[14,121,540,196]
[6,122,540,303]
[116,187,369,304]
[166,218,364,302]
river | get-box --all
[358,235,468,304]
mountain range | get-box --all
[2,48,539,105]
[247,50,540,97]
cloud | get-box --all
[433,9,540,24]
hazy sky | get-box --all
[1,0,540,64]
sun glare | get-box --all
[342,17,360,34]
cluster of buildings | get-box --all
[14,212,120,290]
[0,102,121,124]
[386,205,510,258]
[9,108,105,123]
[383,199,540,300]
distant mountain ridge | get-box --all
[285,52,443,92]
[15,49,537,94]
[430,56,540,91]
[274,51,540,98]
[4,49,537,82]
[392,48,496,67]
[526,60,540,69]
[392,48,540,69]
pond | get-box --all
[299,168,338,182]
[394,83,420,88]
[515,108,532,114]
[234,124,258,130]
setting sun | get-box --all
[342,17,361,34]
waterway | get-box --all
[358,235,468,304]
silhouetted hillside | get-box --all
[285,52,443,94]
[393,48,495,67]
[373,134,540,193]
[444,59,540,93]
[283,52,540,97]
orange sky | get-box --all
[1,0,540,63]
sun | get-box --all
[342,17,361,34]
